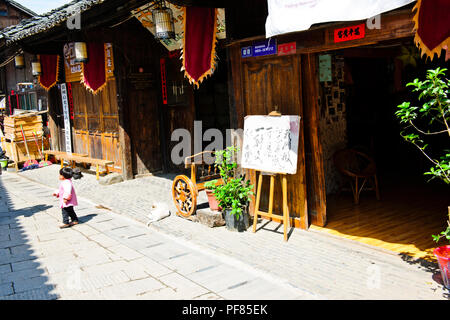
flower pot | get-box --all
[434,245,450,289]
[223,208,249,232]
[205,189,221,211]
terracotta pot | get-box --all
[205,189,221,211]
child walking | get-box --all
[53,167,83,229]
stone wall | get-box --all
[317,54,347,195]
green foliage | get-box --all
[395,67,450,243]
[204,146,254,219]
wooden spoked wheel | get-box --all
[172,175,198,218]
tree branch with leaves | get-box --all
[395,67,450,243]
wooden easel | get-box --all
[252,110,290,241]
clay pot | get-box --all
[205,189,221,211]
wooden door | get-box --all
[127,68,163,176]
[241,55,309,229]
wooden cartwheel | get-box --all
[172,151,224,218]
[172,175,198,217]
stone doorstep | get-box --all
[195,208,225,228]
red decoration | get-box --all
[278,42,296,56]
[160,58,167,105]
[413,0,450,60]
[38,55,60,91]
[334,24,365,43]
[67,82,74,120]
[182,7,218,88]
[81,43,107,94]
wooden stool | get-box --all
[252,171,290,241]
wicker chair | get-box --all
[333,148,380,204]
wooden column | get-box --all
[302,53,327,227]
[114,45,133,180]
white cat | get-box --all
[146,202,170,226]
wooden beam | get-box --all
[228,9,415,55]
[302,53,327,227]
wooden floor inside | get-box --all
[311,177,449,262]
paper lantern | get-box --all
[14,55,25,69]
[31,58,42,76]
[74,42,88,63]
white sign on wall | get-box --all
[265,0,415,38]
[60,83,72,154]
[241,115,300,174]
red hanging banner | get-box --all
[81,42,107,94]
[38,54,60,91]
[182,7,218,88]
[413,0,450,60]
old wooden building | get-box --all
[0,0,38,113]
[0,0,231,178]
[222,0,449,260]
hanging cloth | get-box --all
[38,55,60,91]
[413,0,450,60]
[81,42,107,94]
[181,7,218,88]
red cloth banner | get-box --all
[413,0,450,60]
[81,42,107,94]
[38,55,60,91]
[182,7,218,88]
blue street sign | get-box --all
[241,46,253,58]
[253,38,277,57]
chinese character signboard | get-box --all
[59,83,72,154]
[334,23,365,43]
[278,42,296,56]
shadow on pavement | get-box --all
[0,176,59,300]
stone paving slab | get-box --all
[0,173,310,300]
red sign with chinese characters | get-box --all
[334,23,365,43]
[278,42,296,56]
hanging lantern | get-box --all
[14,55,25,69]
[31,57,41,76]
[152,4,175,40]
[74,42,88,63]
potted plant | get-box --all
[205,146,254,232]
[396,67,450,289]
[205,188,221,211]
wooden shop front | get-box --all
[227,4,450,260]
[227,8,417,228]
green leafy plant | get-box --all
[204,146,254,219]
[395,67,450,243]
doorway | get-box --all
[312,42,450,261]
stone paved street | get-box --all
[0,172,313,300]
[9,166,450,299]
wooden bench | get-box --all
[43,150,88,167]
[46,151,114,180]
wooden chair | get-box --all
[172,151,224,217]
[333,148,380,204]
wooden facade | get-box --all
[227,8,416,229]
